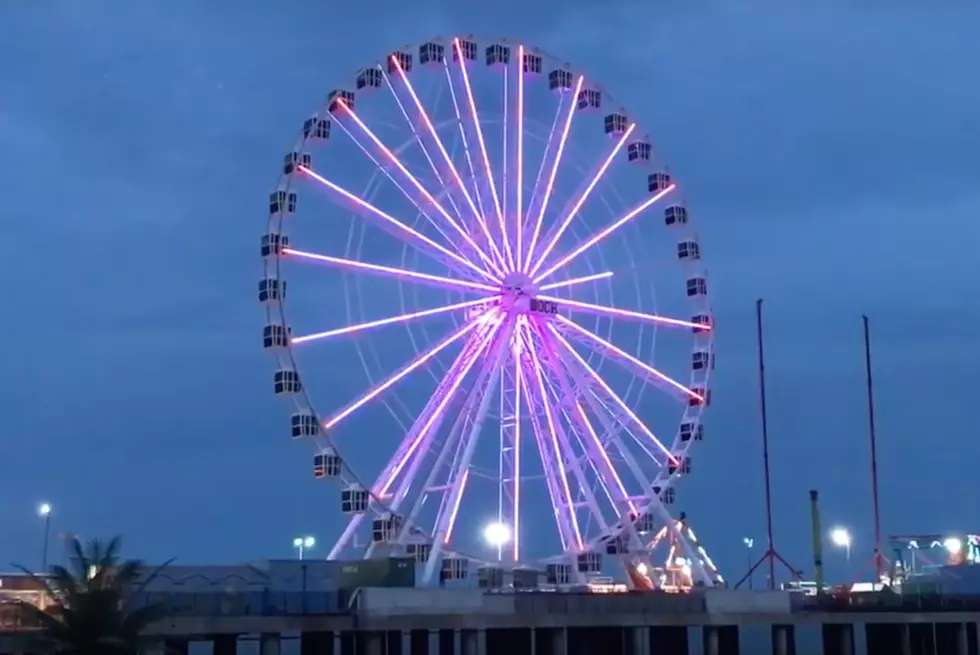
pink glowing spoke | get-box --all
[330,117,461,251]
[283,248,498,295]
[533,184,676,284]
[443,468,469,544]
[378,313,504,495]
[298,165,499,283]
[322,312,493,431]
[334,99,505,279]
[390,56,507,271]
[538,271,613,293]
[536,294,709,330]
[529,124,636,278]
[512,340,522,562]
[291,297,498,345]
[572,399,636,516]
[523,323,584,550]
[380,67,464,224]
[372,321,492,497]
[557,315,704,402]
[548,324,678,465]
[443,62,489,240]
[515,45,526,271]
[452,38,513,271]
[523,76,584,273]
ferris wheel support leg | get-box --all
[394,362,481,545]
[387,318,505,545]
[533,322,646,553]
[421,319,516,585]
[524,326,610,536]
[326,322,492,560]
[552,334,711,586]
[517,363,580,566]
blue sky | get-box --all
[2,0,978,585]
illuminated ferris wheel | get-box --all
[261,35,719,588]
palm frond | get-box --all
[14,534,173,655]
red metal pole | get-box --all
[863,315,885,581]
[757,299,776,589]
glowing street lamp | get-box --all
[292,536,315,559]
[37,503,52,572]
[830,527,852,562]
[482,521,511,559]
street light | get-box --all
[743,538,754,590]
[37,503,52,572]
[482,521,511,559]
[830,527,852,562]
[292,536,315,559]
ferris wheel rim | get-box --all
[261,34,714,576]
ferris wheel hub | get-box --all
[499,271,538,314]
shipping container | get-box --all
[337,557,415,590]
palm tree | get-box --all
[15,535,172,655]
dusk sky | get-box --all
[2,0,978,585]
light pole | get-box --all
[292,536,315,560]
[830,527,852,563]
[38,503,52,572]
[743,538,754,590]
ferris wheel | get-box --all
[261,35,718,588]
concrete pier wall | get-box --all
[3,589,980,655]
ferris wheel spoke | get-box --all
[518,321,585,553]
[290,296,498,345]
[321,311,495,432]
[532,184,677,284]
[420,317,516,584]
[523,76,584,274]
[387,57,509,273]
[332,99,505,279]
[527,124,636,279]
[283,248,497,296]
[326,318,496,560]
[546,324,677,466]
[298,165,499,283]
[513,46,526,271]
[379,65,465,226]
[442,61,493,250]
[537,294,710,331]
[537,271,613,293]
[329,118,464,257]
[554,315,705,403]
[451,38,514,272]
